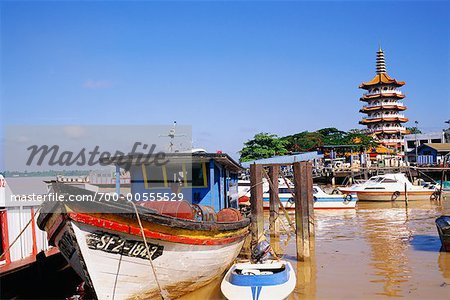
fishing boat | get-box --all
[221,260,296,300]
[341,173,438,201]
[436,215,450,252]
[262,184,357,210]
[37,152,250,300]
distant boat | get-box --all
[436,215,450,252]
[339,173,438,201]
[221,260,296,300]
[261,184,357,210]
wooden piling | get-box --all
[305,162,315,238]
[404,182,408,207]
[268,165,280,236]
[250,164,264,248]
[293,161,313,261]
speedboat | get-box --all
[340,173,438,201]
[261,184,357,209]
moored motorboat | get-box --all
[37,152,250,300]
[221,260,296,300]
[436,215,450,252]
[340,173,437,201]
[262,184,357,209]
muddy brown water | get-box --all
[180,197,450,300]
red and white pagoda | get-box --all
[359,48,408,152]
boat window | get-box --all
[313,188,318,193]
[279,188,291,194]
[142,165,167,188]
[189,162,208,187]
[165,163,186,186]
[382,178,397,183]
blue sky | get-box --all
[1,0,449,161]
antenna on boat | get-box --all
[159,121,186,152]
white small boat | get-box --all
[261,184,357,209]
[312,185,357,209]
[221,260,296,300]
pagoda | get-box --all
[359,47,408,152]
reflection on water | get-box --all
[182,200,450,299]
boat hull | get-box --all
[356,190,435,202]
[53,217,245,299]
[221,261,296,300]
[262,197,357,210]
[436,216,450,252]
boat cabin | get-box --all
[109,152,242,211]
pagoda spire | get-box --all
[376,47,386,74]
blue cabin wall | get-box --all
[417,146,437,164]
[128,159,238,211]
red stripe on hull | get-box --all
[0,210,11,264]
[67,212,246,246]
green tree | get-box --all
[239,133,288,162]
[282,131,323,152]
[406,127,422,134]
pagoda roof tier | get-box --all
[360,116,409,125]
[360,92,405,101]
[380,140,404,146]
[360,104,407,113]
[359,73,405,90]
[367,127,408,135]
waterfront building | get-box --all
[359,48,408,153]
[404,132,445,154]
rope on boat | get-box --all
[0,206,41,260]
[130,201,169,300]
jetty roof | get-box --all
[240,151,323,168]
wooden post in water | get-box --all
[293,161,314,261]
[269,165,280,236]
[250,163,264,248]
[439,169,445,202]
[404,182,408,207]
[306,162,315,238]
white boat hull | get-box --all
[356,190,436,202]
[54,220,245,300]
[221,261,296,300]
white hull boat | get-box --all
[339,173,437,202]
[221,260,296,300]
[262,185,357,209]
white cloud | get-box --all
[63,126,86,139]
[83,79,112,89]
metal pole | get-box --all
[115,164,121,195]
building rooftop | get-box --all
[404,132,444,140]
[422,143,450,152]
[240,152,323,168]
